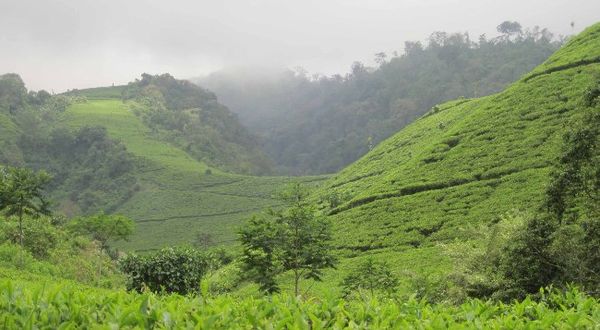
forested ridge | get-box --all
[198,23,563,174]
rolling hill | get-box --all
[59,97,326,251]
[308,22,600,288]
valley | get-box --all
[0,12,598,328]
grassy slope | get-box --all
[306,23,600,289]
[61,99,326,251]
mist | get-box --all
[1,0,599,92]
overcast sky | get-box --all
[1,0,598,92]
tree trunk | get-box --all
[18,209,23,268]
[294,269,300,297]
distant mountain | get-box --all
[197,25,562,175]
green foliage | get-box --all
[0,166,51,261]
[0,213,125,287]
[18,125,138,215]
[0,166,51,220]
[68,213,134,252]
[0,216,60,258]
[119,246,212,294]
[239,215,284,293]
[451,99,599,301]
[0,73,27,114]
[341,258,399,297]
[464,87,600,300]
[240,183,336,295]
[123,73,272,175]
[0,279,598,328]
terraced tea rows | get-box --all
[61,99,326,251]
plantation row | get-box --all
[1,280,599,329]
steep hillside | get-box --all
[312,23,600,285]
[60,98,326,251]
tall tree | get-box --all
[68,213,134,253]
[0,166,51,265]
[239,183,336,296]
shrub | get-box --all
[341,258,399,297]
[119,247,212,294]
[0,217,59,259]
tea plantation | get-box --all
[314,22,600,282]
[1,276,598,329]
[60,98,326,251]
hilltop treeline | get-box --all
[199,23,563,174]
[122,73,272,175]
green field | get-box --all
[61,99,327,251]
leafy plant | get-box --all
[68,213,134,253]
[0,166,51,265]
[119,246,212,294]
[239,183,336,295]
[341,258,399,297]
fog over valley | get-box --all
[1,0,599,91]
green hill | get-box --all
[310,23,600,287]
[60,98,325,251]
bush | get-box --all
[119,247,212,294]
[341,258,399,297]
[0,217,59,259]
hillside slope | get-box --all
[313,23,600,283]
[60,98,325,251]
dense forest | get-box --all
[199,23,563,174]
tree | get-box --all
[194,231,214,249]
[68,213,134,253]
[0,73,27,113]
[239,215,282,293]
[497,21,522,37]
[374,52,387,66]
[0,166,51,265]
[239,183,336,296]
[341,258,399,297]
